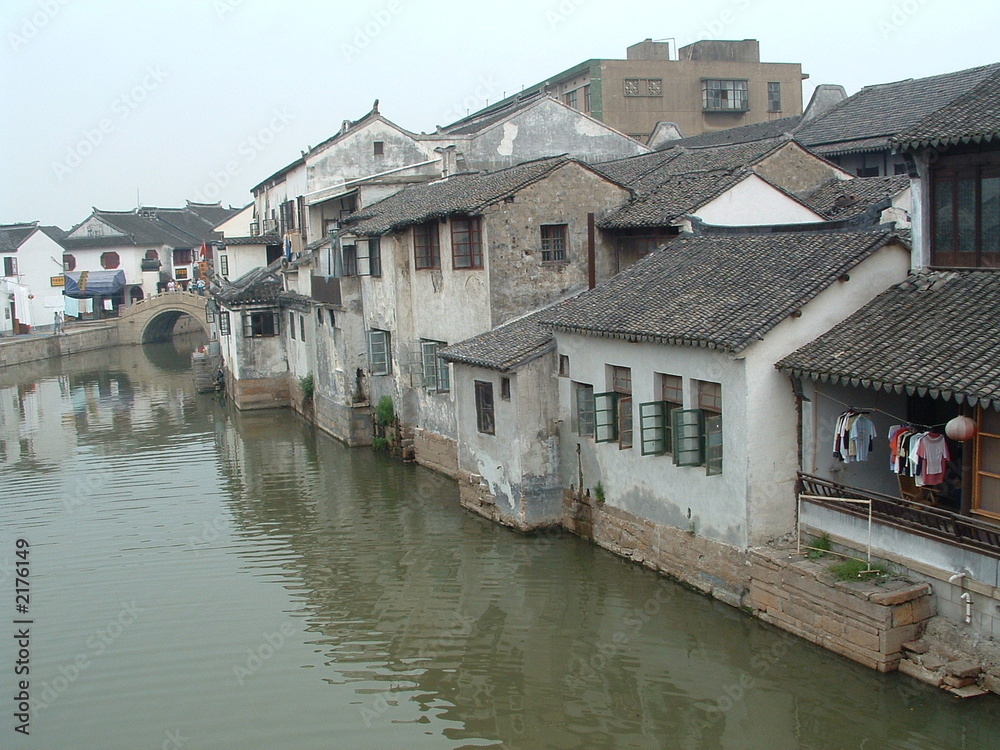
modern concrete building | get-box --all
[479,39,806,142]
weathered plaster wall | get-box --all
[454,354,562,529]
[307,120,438,193]
[485,163,629,326]
[741,242,912,542]
[462,98,649,170]
[556,331,750,548]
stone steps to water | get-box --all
[899,639,994,699]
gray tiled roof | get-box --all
[343,155,582,236]
[591,138,787,191]
[440,305,557,371]
[0,223,37,252]
[803,176,910,220]
[598,169,750,228]
[215,260,284,306]
[893,69,1000,150]
[592,138,797,229]
[664,116,802,149]
[539,228,905,354]
[796,63,1000,155]
[64,205,238,250]
[219,234,281,246]
[777,271,1000,409]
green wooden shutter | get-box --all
[639,401,667,455]
[672,408,705,466]
[594,391,618,443]
[705,414,723,476]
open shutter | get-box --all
[672,408,705,466]
[639,401,667,455]
[594,392,618,443]
[705,414,723,476]
[357,239,371,276]
[405,342,425,387]
[420,341,438,389]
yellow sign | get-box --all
[51,276,65,287]
[175,268,189,280]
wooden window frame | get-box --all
[3,256,17,277]
[575,383,595,437]
[451,216,483,270]
[541,224,568,263]
[702,79,748,112]
[244,310,279,338]
[475,380,495,435]
[767,82,781,113]
[100,251,120,270]
[414,222,441,270]
[218,311,231,336]
[420,339,450,392]
[367,329,391,376]
[973,406,1000,519]
[931,157,1000,268]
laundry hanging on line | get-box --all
[888,425,950,486]
[833,410,877,463]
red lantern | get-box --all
[945,415,978,441]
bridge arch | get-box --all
[117,291,211,345]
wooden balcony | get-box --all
[799,472,1000,559]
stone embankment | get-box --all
[0,324,119,367]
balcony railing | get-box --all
[798,472,1000,558]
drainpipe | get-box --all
[960,592,973,625]
[587,213,596,290]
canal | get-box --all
[0,338,996,749]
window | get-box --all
[857,167,880,177]
[475,381,495,435]
[565,89,578,109]
[414,222,441,270]
[699,381,723,475]
[374,141,384,156]
[574,383,595,437]
[559,354,570,377]
[328,309,336,327]
[974,407,1000,519]
[342,244,358,277]
[624,78,663,97]
[767,82,781,112]
[932,157,1000,268]
[219,311,231,336]
[420,340,450,391]
[244,311,279,337]
[220,255,229,276]
[500,377,511,401]
[174,248,193,265]
[317,308,324,326]
[541,224,567,262]
[596,366,634,449]
[63,254,76,272]
[367,238,382,278]
[367,329,391,375]
[451,216,483,269]
[702,79,748,111]
[100,251,120,269]
[583,84,591,113]
[289,312,296,339]
[3,257,16,277]
[639,374,683,456]
[299,315,305,342]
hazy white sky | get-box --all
[3,0,999,229]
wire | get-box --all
[813,387,950,430]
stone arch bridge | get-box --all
[117,291,211,344]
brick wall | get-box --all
[413,428,459,478]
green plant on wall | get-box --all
[372,436,388,451]
[375,395,394,426]
[299,373,314,401]
[593,482,605,504]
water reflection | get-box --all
[0,340,997,749]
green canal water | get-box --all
[0,338,997,749]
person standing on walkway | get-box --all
[53,310,63,334]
